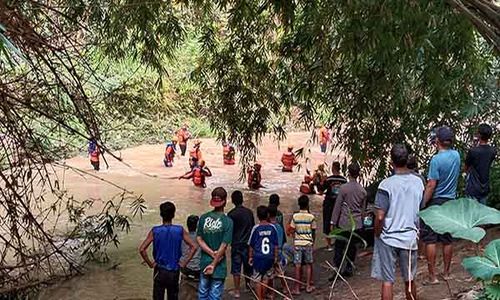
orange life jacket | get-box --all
[177,129,189,145]
[319,127,330,145]
[223,145,235,165]
[247,170,261,189]
[192,167,205,187]
[90,149,99,162]
[190,148,202,160]
[281,152,296,171]
[300,175,313,194]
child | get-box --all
[289,195,316,295]
[181,215,201,280]
[268,204,289,299]
[248,206,279,300]
[269,194,286,243]
[139,202,197,300]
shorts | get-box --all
[252,267,274,281]
[371,238,417,283]
[181,267,200,281]
[320,144,327,153]
[421,198,454,245]
[231,244,252,276]
[293,246,313,264]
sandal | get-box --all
[422,279,440,286]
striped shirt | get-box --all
[290,210,317,247]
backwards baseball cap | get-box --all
[436,126,454,143]
[210,187,227,207]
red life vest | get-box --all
[281,152,296,172]
[247,170,261,189]
[300,183,312,194]
[192,167,205,187]
[223,145,235,165]
[90,149,99,162]
[165,145,175,161]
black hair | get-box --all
[231,190,243,206]
[298,195,309,210]
[269,194,280,206]
[407,154,418,170]
[160,201,175,222]
[332,161,341,172]
[186,215,199,232]
[478,123,493,141]
[391,144,408,168]
[348,162,361,178]
[256,205,269,221]
[212,187,228,201]
[268,204,278,218]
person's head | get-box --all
[254,163,262,171]
[160,201,176,223]
[331,161,341,174]
[478,123,493,141]
[436,126,454,149]
[407,154,418,171]
[298,195,309,210]
[171,137,178,144]
[348,162,361,179]
[199,159,206,167]
[390,144,408,168]
[231,190,243,206]
[269,194,280,207]
[222,141,228,147]
[186,215,199,232]
[182,123,188,130]
[317,164,325,172]
[287,144,294,151]
[257,205,269,221]
[194,139,201,147]
[268,204,278,219]
[210,187,227,210]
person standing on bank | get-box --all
[228,191,255,298]
[371,144,424,300]
[330,162,366,278]
[422,126,460,285]
[322,161,347,251]
[197,187,234,300]
[465,123,496,205]
[139,201,197,300]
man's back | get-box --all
[152,224,184,271]
[377,174,424,250]
[428,149,460,200]
[465,145,496,199]
[182,232,201,271]
[228,205,255,246]
[291,210,316,247]
[333,181,367,229]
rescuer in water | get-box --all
[189,139,202,168]
[222,141,236,165]
[179,159,212,188]
[163,137,178,167]
[177,124,191,156]
[281,145,298,172]
[247,163,263,189]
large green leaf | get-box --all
[419,198,500,243]
[462,239,500,281]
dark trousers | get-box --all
[153,268,180,300]
[334,229,361,275]
[180,144,187,156]
[91,161,99,171]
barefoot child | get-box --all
[248,206,279,300]
[139,202,197,300]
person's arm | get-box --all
[179,170,194,180]
[248,246,254,266]
[361,190,368,220]
[374,189,389,238]
[196,236,216,259]
[204,218,233,273]
[138,230,155,268]
[287,215,296,236]
[179,229,197,268]
[311,217,317,242]
[424,179,437,205]
[204,167,212,177]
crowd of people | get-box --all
[132,123,496,300]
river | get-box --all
[38,132,344,299]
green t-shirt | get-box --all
[196,211,233,279]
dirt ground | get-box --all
[216,227,499,300]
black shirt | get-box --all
[323,174,348,201]
[465,144,496,198]
[227,205,255,246]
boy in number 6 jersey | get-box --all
[248,206,279,300]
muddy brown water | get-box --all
[38,132,345,300]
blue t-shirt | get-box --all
[272,223,285,248]
[428,149,461,200]
[248,223,279,272]
[152,224,183,271]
